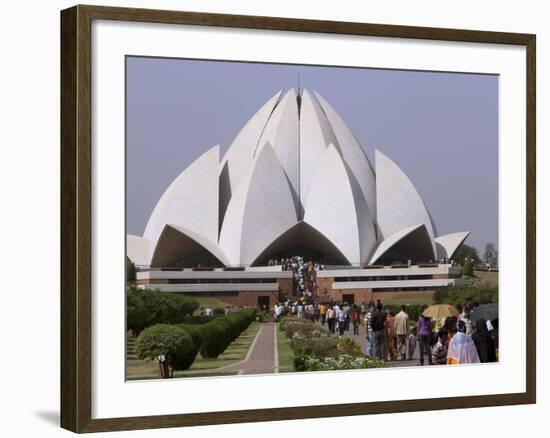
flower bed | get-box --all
[302,354,386,371]
[281,317,386,371]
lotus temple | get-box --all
[128,88,470,307]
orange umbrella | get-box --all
[422,304,458,320]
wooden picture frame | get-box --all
[60,4,536,433]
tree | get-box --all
[453,244,481,266]
[483,243,498,268]
[126,286,199,335]
[126,257,137,283]
[135,324,195,378]
[462,258,474,276]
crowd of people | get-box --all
[268,256,326,299]
[273,298,499,367]
[364,301,498,365]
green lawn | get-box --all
[126,321,261,380]
[473,270,499,288]
[276,324,294,373]
[192,296,232,314]
[381,291,434,306]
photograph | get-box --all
[125,56,500,380]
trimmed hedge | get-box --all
[135,324,195,377]
[180,315,221,325]
[177,308,257,359]
[174,324,203,370]
[127,286,199,335]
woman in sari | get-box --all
[446,320,480,365]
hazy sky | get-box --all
[126,56,498,254]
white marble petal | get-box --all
[299,89,339,207]
[126,234,150,267]
[143,144,220,264]
[256,89,301,216]
[435,231,471,259]
[314,91,377,218]
[150,224,230,267]
[369,224,426,264]
[218,90,283,226]
[375,149,437,256]
[304,144,372,266]
[219,143,298,266]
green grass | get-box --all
[126,322,260,380]
[381,291,434,306]
[473,270,499,288]
[276,324,294,372]
[192,296,232,314]
[189,322,260,370]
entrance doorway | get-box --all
[342,294,355,305]
[257,295,271,311]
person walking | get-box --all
[394,305,410,361]
[351,305,361,335]
[336,304,346,336]
[326,305,336,334]
[371,302,386,361]
[364,306,374,357]
[417,305,433,366]
[319,303,327,326]
[343,302,351,332]
[385,311,397,361]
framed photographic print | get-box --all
[60,4,536,433]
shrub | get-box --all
[291,332,338,358]
[282,318,320,339]
[200,318,232,358]
[213,307,225,316]
[463,259,474,276]
[180,315,220,325]
[199,308,256,358]
[336,337,363,356]
[174,324,203,370]
[433,284,498,308]
[126,257,136,283]
[127,287,199,335]
[135,324,195,377]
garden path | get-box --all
[220,322,278,375]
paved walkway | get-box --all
[221,323,278,375]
